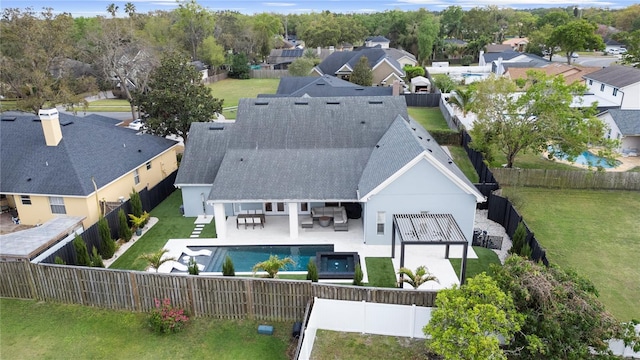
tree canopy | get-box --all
[134,52,223,144]
[424,273,524,360]
[350,56,373,86]
[469,72,614,168]
[550,20,605,64]
[287,58,315,76]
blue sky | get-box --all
[1,0,635,17]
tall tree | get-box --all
[252,13,283,63]
[299,12,341,48]
[550,20,605,64]
[620,29,640,68]
[98,216,115,259]
[424,273,524,360]
[0,8,87,113]
[417,14,439,64]
[106,3,119,17]
[469,72,613,168]
[124,2,136,18]
[288,58,315,76]
[448,87,475,117]
[493,256,640,358]
[174,0,215,60]
[198,35,225,72]
[350,56,373,86]
[72,235,91,266]
[439,6,464,39]
[134,52,223,144]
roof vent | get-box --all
[418,136,423,140]
[412,127,416,131]
[360,120,366,124]
[32,118,41,122]
[295,101,308,105]
[375,145,380,148]
[368,101,383,105]
[60,119,74,126]
[427,138,431,141]
[428,148,432,152]
[355,88,364,91]
[209,125,224,130]
[448,160,453,164]
[1,116,16,121]
[326,101,340,105]
[254,101,269,106]
[138,149,142,153]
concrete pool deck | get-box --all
[159,215,479,289]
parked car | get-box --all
[128,119,144,131]
[571,53,579,58]
[608,49,620,55]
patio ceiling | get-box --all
[393,213,467,244]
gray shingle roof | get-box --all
[584,66,640,88]
[1,111,177,196]
[175,122,234,185]
[260,75,392,98]
[608,109,640,135]
[367,36,390,43]
[316,48,404,77]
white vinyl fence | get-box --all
[298,298,432,360]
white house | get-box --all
[583,66,640,110]
[598,109,640,155]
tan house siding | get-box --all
[372,61,401,85]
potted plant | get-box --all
[129,211,150,236]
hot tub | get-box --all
[316,252,360,279]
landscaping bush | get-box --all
[54,256,66,265]
[98,217,116,259]
[73,235,91,266]
[509,222,527,256]
[118,209,133,242]
[353,263,363,286]
[461,54,473,66]
[429,129,461,146]
[222,255,235,276]
[187,258,199,275]
[306,259,318,282]
[90,247,105,268]
[148,298,189,334]
[130,188,143,218]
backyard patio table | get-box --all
[318,216,331,227]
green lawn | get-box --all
[0,299,292,360]
[408,107,450,131]
[364,257,398,288]
[110,191,216,270]
[310,330,427,359]
[208,78,280,118]
[450,246,501,280]
[501,187,640,321]
[0,99,18,111]
[447,146,479,183]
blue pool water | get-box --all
[550,147,620,169]
[187,245,334,272]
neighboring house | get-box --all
[175,96,484,245]
[257,75,394,98]
[190,60,209,81]
[365,36,390,49]
[267,48,305,69]
[502,37,529,52]
[583,65,640,110]
[480,50,550,74]
[598,109,640,155]
[311,47,417,86]
[506,63,601,85]
[0,109,179,228]
[486,44,513,53]
[604,38,626,54]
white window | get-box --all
[49,197,66,214]
[376,211,385,235]
[146,161,152,170]
[613,88,618,96]
[134,169,140,185]
[21,195,31,205]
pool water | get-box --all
[183,245,334,273]
[549,147,620,169]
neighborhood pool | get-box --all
[175,244,334,273]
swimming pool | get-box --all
[176,244,334,273]
[549,147,620,168]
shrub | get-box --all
[54,256,66,265]
[148,298,189,334]
[461,54,474,66]
[98,216,116,259]
[118,209,132,242]
[129,188,143,218]
[306,259,318,282]
[73,235,91,266]
[353,263,363,286]
[187,257,199,275]
[222,255,235,276]
[432,74,457,93]
[90,247,105,268]
[520,242,532,259]
[509,222,527,255]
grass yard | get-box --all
[208,78,280,118]
[110,191,216,270]
[408,107,449,131]
[364,257,398,288]
[449,246,501,280]
[0,299,292,360]
[502,187,640,321]
[310,330,428,359]
[447,146,479,183]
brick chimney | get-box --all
[38,108,62,146]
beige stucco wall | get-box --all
[372,61,401,85]
[10,147,178,228]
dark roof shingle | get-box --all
[584,66,640,88]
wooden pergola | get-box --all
[392,213,469,285]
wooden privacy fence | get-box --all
[491,168,640,191]
[250,69,289,79]
[0,262,436,321]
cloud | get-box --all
[263,2,296,6]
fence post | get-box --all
[75,267,86,305]
[245,280,254,320]
[129,272,140,312]
[23,261,39,300]
[188,276,197,317]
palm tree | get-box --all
[106,3,119,17]
[124,2,136,18]
[252,255,295,278]
[397,266,438,289]
[448,87,475,117]
[137,249,176,272]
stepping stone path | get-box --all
[190,224,205,238]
